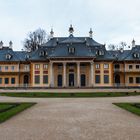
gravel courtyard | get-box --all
[0,95,140,140]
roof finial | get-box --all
[50,28,54,39]
[9,41,13,49]
[89,28,93,38]
[0,41,3,49]
[69,24,74,36]
[132,38,135,48]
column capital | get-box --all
[50,61,54,65]
[77,62,80,65]
[63,62,67,65]
[90,61,94,65]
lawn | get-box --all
[113,103,140,116]
[0,92,140,97]
[0,103,36,123]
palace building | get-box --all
[0,25,140,88]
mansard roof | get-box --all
[0,34,140,62]
[107,45,140,61]
[40,35,105,58]
[42,35,103,47]
[0,47,19,62]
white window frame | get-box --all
[35,64,40,70]
[104,64,109,69]
[95,64,100,69]
[43,64,48,69]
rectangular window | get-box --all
[68,47,75,54]
[0,78,2,84]
[11,66,15,71]
[81,64,86,69]
[104,64,109,69]
[136,77,140,84]
[43,64,48,69]
[43,75,48,84]
[35,64,40,70]
[129,65,133,69]
[136,65,140,69]
[35,71,40,74]
[96,64,100,69]
[104,75,109,84]
[95,75,100,83]
[5,66,8,71]
[5,78,9,84]
[35,75,40,84]
[11,78,15,84]
[129,77,133,83]
[24,65,29,71]
[43,71,48,74]
[69,65,74,69]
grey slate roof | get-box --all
[107,46,140,61]
[0,47,19,62]
[0,35,140,62]
[41,35,105,58]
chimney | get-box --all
[9,41,13,49]
[0,41,3,49]
[132,39,135,48]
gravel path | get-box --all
[0,88,140,93]
[0,96,140,140]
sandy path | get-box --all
[0,96,139,140]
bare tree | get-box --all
[119,41,127,50]
[108,41,127,51]
[108,44,116,50]
[23,28,48,52]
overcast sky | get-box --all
[0,0,140,50]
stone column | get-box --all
[63,62,66,87]
[90,62,94,87]
[77,62,80,87]
[50,62,54,87]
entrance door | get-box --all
[24,75,29,87]
[115,74,120,86]
[81,74,86,86]
[58,75,62,87]
[69,73,74,86]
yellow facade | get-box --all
[0,60,139,88]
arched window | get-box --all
[39,51,45,57]
[96,50,104,56]
[25,54,30,59]
[133,52,139,58]
[6,54,12,60]
[39,50,47,57]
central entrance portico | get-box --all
[49,60,94,88]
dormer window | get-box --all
[133,52,139,58]
[39,51,47,57]
[45,51,48,56]
[68,47,75,54]
[6,54,12,60]
[96,50,104,56]
[25,54,30,59]
[39,51,45,57]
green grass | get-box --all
[113,103,140,116]
[0,92,140,98]
[0,103,36,123]
[0,104,15,111]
